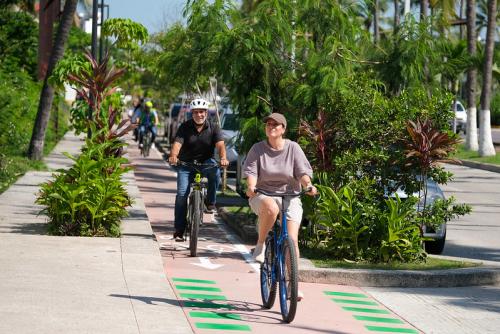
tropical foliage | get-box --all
[36,52,136,236]
[37,135,131,236]
[147,0,476,263]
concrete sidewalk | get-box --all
[0,132,192,334]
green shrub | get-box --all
[36,135,131,236]
[0,68,40,155]
[0,8,38,79]
[491,92,500,126]
[307,179,426,263]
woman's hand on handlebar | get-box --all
[304,185,318,196]
[246,186,257,199]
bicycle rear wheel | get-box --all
[260,236,277,309]
[189,190,202,257]
[279,237,298,323]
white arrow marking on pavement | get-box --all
[191,257,224,270]
[206,244,237,254]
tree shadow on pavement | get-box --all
[443,241,500,262]
[109,294,182,306]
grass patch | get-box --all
[0,155,47,194]
[452,144,500,165]
[224,206,254,215]
[218,187,241,198]
[301,247,479,270]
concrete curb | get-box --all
[298,257,500,287]
[457,159,500,173]
[217,208,258,244]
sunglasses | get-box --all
[265,122,282,128]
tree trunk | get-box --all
[394,0,400,31]
[28,0,78,160]
[478,0,497,157]
[466,0,479,151]
[421,0,429,19]
[373,0,380,43]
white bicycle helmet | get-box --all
[190,98,210,110]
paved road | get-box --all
[128,143,421,334]
[365,163,500,334]
[492,128,500,144]
[440,164,500,262]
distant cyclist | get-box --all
[168,98,229,241]
[130,97,144,142]
[138,100,159,148]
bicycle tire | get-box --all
[279,236,298,323]
[189,190,202,257]
[260,236,277,309]
[143,131,152,157]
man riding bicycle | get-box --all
[138,100,159,149]
[168,98,229,241]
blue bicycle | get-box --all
[256,188,311,323]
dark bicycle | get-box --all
[175,160,219,257]
[141,127,153,157]
[256,187,311,323]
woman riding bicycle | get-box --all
[138,100,159,149]
[168,98,229,241]
[243,112,317,300]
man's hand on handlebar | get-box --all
[220,157,229,168]
[168,155,178,166]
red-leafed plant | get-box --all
[67,51,136,155]
[404,118,460,210]
[299,108,335,172]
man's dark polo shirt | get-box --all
[175,119,224,162]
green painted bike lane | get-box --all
[130,144,423,334]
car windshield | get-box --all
[452,102,465,112]
[222,114,238,131]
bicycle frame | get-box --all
[141,126,153,157]
[257,188,310,323]
[176,160,218,256]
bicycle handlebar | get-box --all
[255,187,313,198]
[171,160,220,169]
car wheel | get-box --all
[425,229,446,255]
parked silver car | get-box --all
[451,101,467,134]
[393,178,447,254]
[220,109,239,174]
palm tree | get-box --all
[394,0,400,31]
[476,0,500,35]
[374,0,380,42]
[421,0,429,18]
[465,0,479,151]
[28,0,78,160]
[478,0,497,156]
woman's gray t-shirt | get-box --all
[242,139,313,193]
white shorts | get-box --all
[248,193,303,224]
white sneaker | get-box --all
[252,243,266,263]
[297,290,304,301]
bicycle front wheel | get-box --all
[189,190,202,257]
[260,236,277,309]
[279,236,298,323]
[143,131,152,157]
